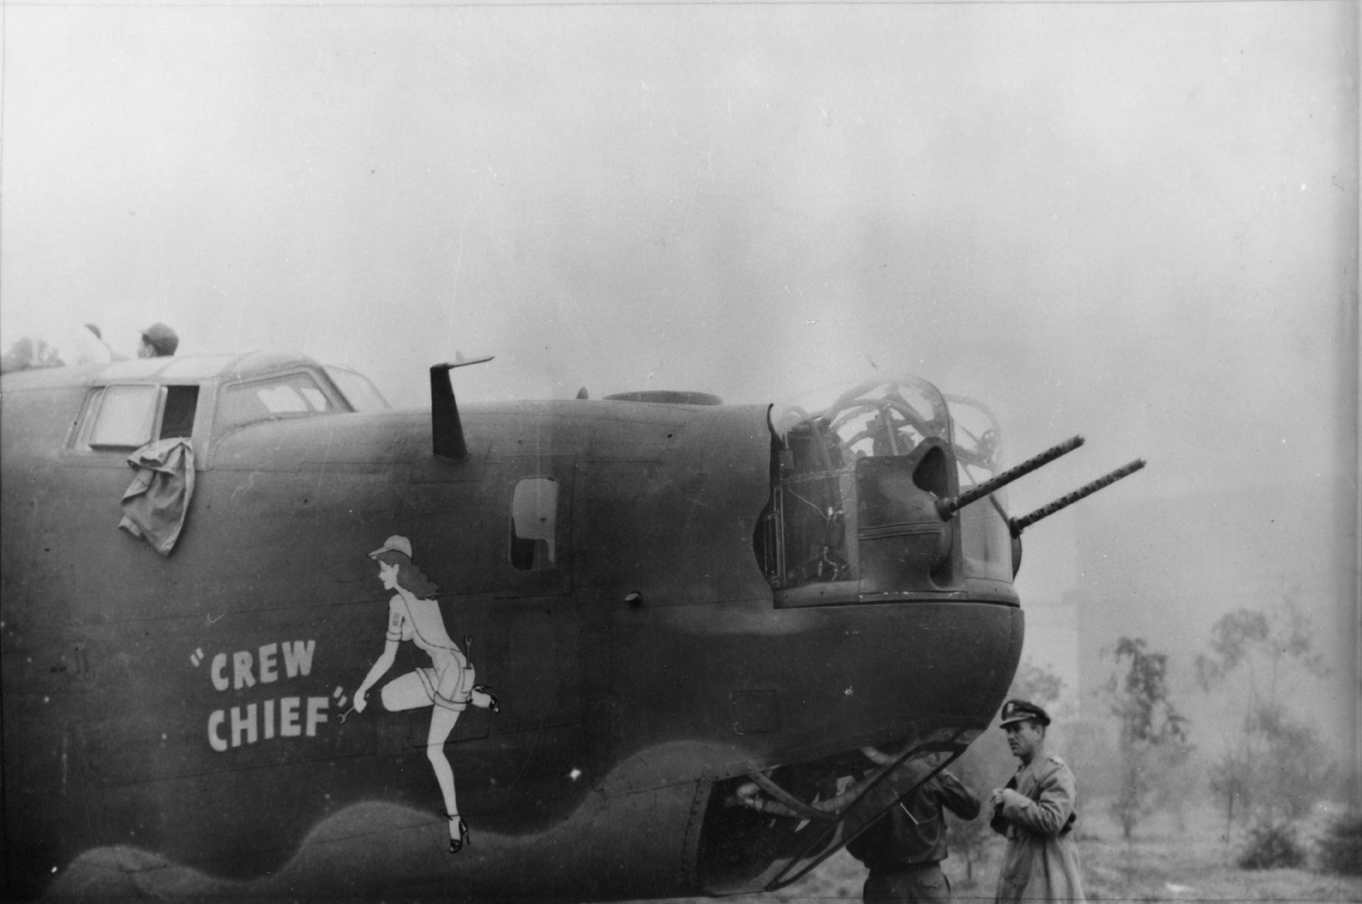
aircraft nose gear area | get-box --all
[694,727,971,895]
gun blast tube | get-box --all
[936,435,1085,521]
[1008,458,1147,536]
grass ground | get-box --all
[639,800,1361,904]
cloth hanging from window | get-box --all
[119,437,196,556]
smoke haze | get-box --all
[2,2,1356,771]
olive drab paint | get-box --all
[0,352,1140,901]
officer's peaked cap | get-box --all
[999,699,1051,728]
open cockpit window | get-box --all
[217,372,334,433]
[83,383,200,450]
[160,386,200,439]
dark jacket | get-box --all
[848,770,981,868]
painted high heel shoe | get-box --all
[447,814,470,854]
[473,684,500,714]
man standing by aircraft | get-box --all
[989,699,1085,903]
[848,768,981,903]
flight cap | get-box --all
[140,322,179,356]
[369,535,413,560]
[999,699,1051,728]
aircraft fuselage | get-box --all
[2,355,1023,899]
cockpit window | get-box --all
[81,383,200,450]
[88,384,161,449]
[217,372,334,432]
[160,386,199,439]
[324,365,390,412]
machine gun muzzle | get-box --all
[935,435,1085,521]
[1007,458,1146,536]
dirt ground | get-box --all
[644,800,1361,904]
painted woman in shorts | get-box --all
[353,535,499,853]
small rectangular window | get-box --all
[88,385,161,449]
[160,386,199,439]
[510,477,558,570]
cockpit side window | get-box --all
[77,381,200,452]
[88,384,161,449]
[217,372,334,433]
[160,386,199,439]
[81,383,202,451]
[324,365,390,412]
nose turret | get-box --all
[666,378,1028,895]
[755,377,997,604]
[681,378,1143,896]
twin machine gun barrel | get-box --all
[935,434,1145,536]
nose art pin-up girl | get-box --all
[353,535,500,853]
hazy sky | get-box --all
[2,1,1356,723]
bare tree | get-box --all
[1105,637,1191,839]
[1196,595,1334,849]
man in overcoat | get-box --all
[989,699,1085,903]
